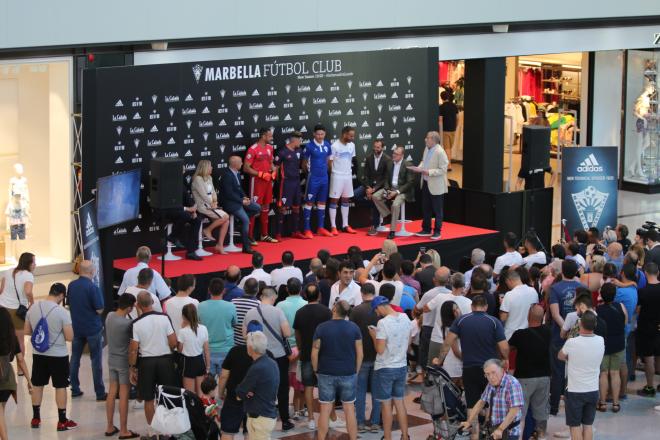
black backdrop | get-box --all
[82,48,438,258]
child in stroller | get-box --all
[421,366,468,440]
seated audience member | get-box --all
[118,246,171,299]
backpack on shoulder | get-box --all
[31,303,61,353]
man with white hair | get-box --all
[410,131,448,240]
[237,331,279,440]
[464,248,485,289]
[459,359,524,440]
[118,246,171,300]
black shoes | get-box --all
[281,420,295,431]
[242,248,255,255]
[186,252,202,261]
[387,231,395,239]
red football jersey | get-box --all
[245,143,274,172]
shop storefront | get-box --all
[0,57,73,271]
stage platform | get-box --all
[113,220,499,300]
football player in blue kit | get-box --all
[301,124,333,238]
[274,131,307,240]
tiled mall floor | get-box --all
[5,343,660,439]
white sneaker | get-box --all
[329,418,346,429]
[307,419,317,430]
[553,431,570,438]
[132,400,144,410]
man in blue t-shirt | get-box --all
[302,124,333,238]
[312,300,363,440]
[67,260,106,400]
[616,263,639,398]
[548,259,584,414]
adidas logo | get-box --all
[184,150,192,157]
[577,154,603,172]
[115,156,124,164]
[133,225,141,233]
[115,99,124,107]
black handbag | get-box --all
[256,306,292,357]
[12,274,28,321]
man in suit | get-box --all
[159,169,203,260]
[646,229,660,266]
[373,146,415,239]
[356,139,391,236]
[219,155,261,254]
[410,131,448,240]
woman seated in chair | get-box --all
[192,160,229,254]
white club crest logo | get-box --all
[406,75,412,85]
[151,94,158,104]
[186,120,192,129]
[236,102,243,111]
[362,92,368,101]
[285,85,291,94]
[186,175,192,184]
[571,186,609,230]
[253,114,259,123]
[377,104,383,113]
[151,151,157,158]
[220,145,226,154]
[116,126,123,135]
[406,127,412,136]
[203,132,209,142]
[301,97,307,106]
[192,64,204,83]
[133,139,140,147]
[332,121,338,130]
[252,196,259,203]
[282,197,287,205]
[362,144,368,153]
[317,109,323,118]
[347,80,353,89]
[392,116,398,124]
[168,107,175,117]
[220,89,226,99]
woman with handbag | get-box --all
[0,252,36,354]
[191,160,229,254]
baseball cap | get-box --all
[246,320,263,334]
[371,295,390,312]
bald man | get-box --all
[219,155,261,254]
[223,265,245,302]
[67,260,107,400]
[508,304,551,440]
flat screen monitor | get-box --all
[96,169,141,229]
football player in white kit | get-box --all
[328,126,358,235]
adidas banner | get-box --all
[82,48,437,257]
[79,200,105,296]
[561,147,618,234]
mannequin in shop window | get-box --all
[6,163,30,262]
[629,61,657,178]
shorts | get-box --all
[137,355,178,401]
[462,366,488,408]
[317,373,357,403]
[600,350,625,372]
[209,351,227,377]
[220,399,246,434]
[372,366,407,402]
[31,354,70,388]
[250,177,273,205]
[108,366,130,385]
[289,371,304,392]
[7,308,25,330]
[306,177,329,204]
[182,354,206,378]
[278,179,301,208]
[565,391,598,427]
[636,330,660,357]
[329,174,354,198]
[0,390,13,403]
[10,224,25,240]
[300,360,317,387]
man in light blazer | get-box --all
[410,131,448,239]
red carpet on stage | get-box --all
[113,220,497,278]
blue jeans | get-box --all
[317,373,357,403]
[356,361,381,426]
[549,341,565,414]
[70,331,106,398]
[230,202,260,248]
[372,366,407,401]
[209,351,228,377]
[353,185,381,228]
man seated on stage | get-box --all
[302,124,333,238]
[243,127,278,243]
[357,139,390,237]
[274,131,307,241]
[373,146,415,239]
[328,126,358,235]
[219,155,260,254]
[159,171,203,261]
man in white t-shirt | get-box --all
[328,126,358,235]
[493,232,524,278]
[380,260,403,306]
[124,268,162,319]
[129,292,178,430]
[522,235,547,268]
[117,246,171,300]
[415,267,450,369]
[164,274,199,335]
[558,311,604,440]
[448,272,473,314]
[422,267,455,364]
[499,270,539,340]
[329,261,362,307]
[238,252,271,288]
[270,251,303,292]
[566,242,587,271]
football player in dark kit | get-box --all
[274,131,307,240]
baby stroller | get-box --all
[421,366,468,440]
[154,385,211,440]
